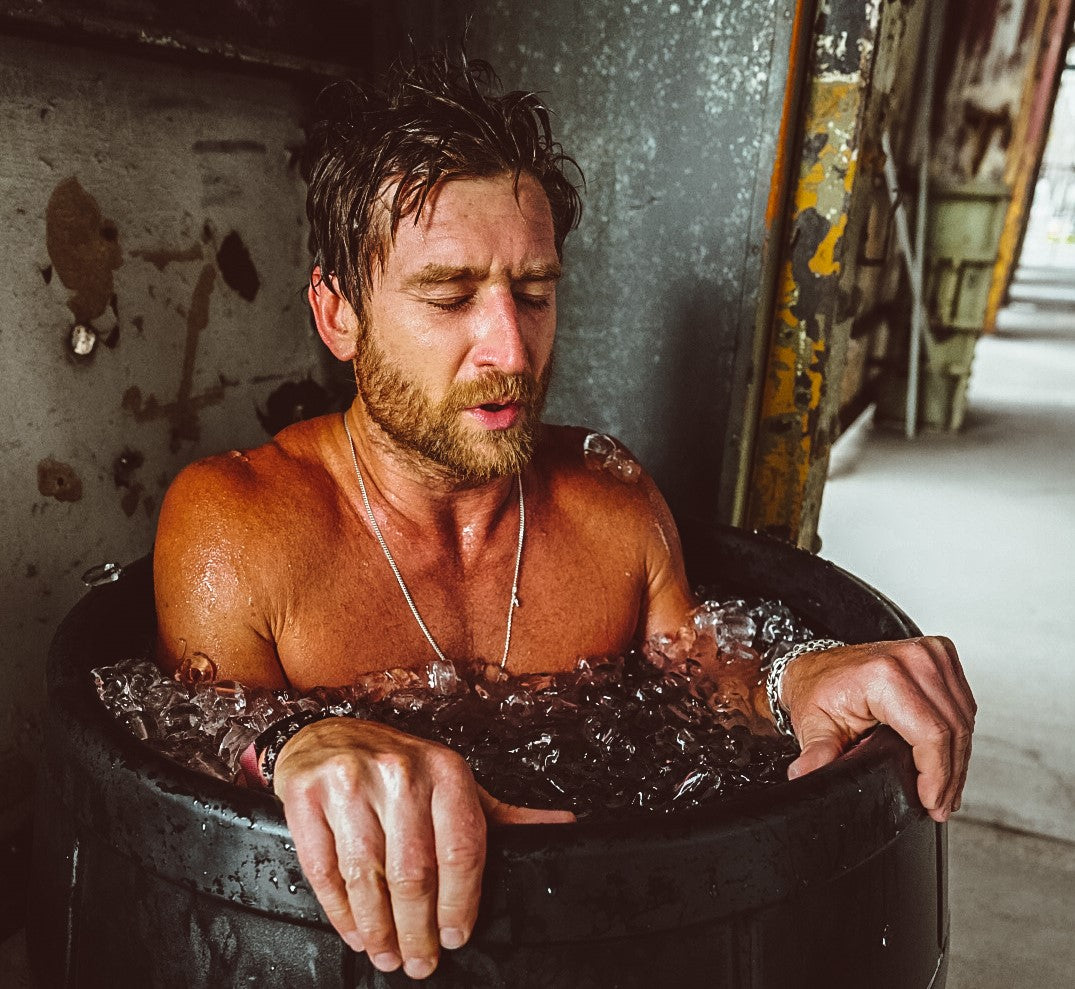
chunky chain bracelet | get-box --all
[765,638,846,738]
[254,704,355,792]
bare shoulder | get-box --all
[536,424,670,522]
[153,415,342,684]
[535,424,693,637]
[157,416,340,547]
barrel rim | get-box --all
[41,523,930,938]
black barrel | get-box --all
[28,522,948,988]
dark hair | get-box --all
[304,52,584,312]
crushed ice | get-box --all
[93,597,818,818]
[583,432,642,483]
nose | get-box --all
[471,289,530,375]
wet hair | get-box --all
[304,51,584,313]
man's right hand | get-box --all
[272,718,575,980]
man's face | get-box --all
[356,172,560,481]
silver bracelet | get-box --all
[765,638,846,738]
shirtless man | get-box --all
[153,55,975,981]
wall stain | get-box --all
[121,263,228,450]
[45,177,123,324]
[113,447,144,486]
[40,265,52,285]
[37,458,83,503]
[131,244,203,271]
[257,378,334,435]
[216,231,260,302]
[112,446,148,518]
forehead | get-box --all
[382,172,558,279]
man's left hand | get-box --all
[780,637,976,822]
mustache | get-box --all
[447,372,540,409]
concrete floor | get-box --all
[821,287,1075,845]
[821,272,1075,987]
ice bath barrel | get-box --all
[28,521,948,989]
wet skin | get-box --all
[154,173,976,980]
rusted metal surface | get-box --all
[744,0,888,547]
[985,0,1075,327]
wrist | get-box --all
[254,704,357,792]
[765,638,845,738]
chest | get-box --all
[272,513,647,690]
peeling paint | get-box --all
[746,0,883,546]
[45,177,123,324]
[37,458,83,503]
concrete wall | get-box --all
[0,34,326,836]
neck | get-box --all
[340,401,522,547]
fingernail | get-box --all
[342,931,364,953]
[372,952,401,972]
[440,927,466,950]
[404,957,436,979]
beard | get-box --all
[354,331,553,483]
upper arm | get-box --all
[153,458,289,689]
[635,472,695,641]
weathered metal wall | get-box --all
[0,34,326,836]
[462,0,799,524]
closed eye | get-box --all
[515,294,552,311]
[427,296,473,312]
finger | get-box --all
[280,792,365,953]
[787,734,844,780]
[903,640,974,814]
[383,795,441,980]
[868,672,953,821]
[476,786,577,824]
[932,635,978,726]
[323,800,400,972]
[952,736,973,813]
[431,776,487,951]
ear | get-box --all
[307,267,360,361]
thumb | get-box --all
[476,785,577,825]
[787,727,845,780]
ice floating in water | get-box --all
[583,432,642,483]
[93,597,819,818]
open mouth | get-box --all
[480,402,509,412]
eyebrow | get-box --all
[404,261,562,288]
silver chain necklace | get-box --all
[343,415,525,670]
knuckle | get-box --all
[870,654,905,681]
[440,837,485,872]
[388,866,437,901]
[377,751,417,787]
[355,921,395,949]
[320,754,364,796]
[429,745,469,778]
[342,861,380,893]
[304,858,341,889]
[922,719,951,746]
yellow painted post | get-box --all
[743,1,886,548]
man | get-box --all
[153,55,975,981]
